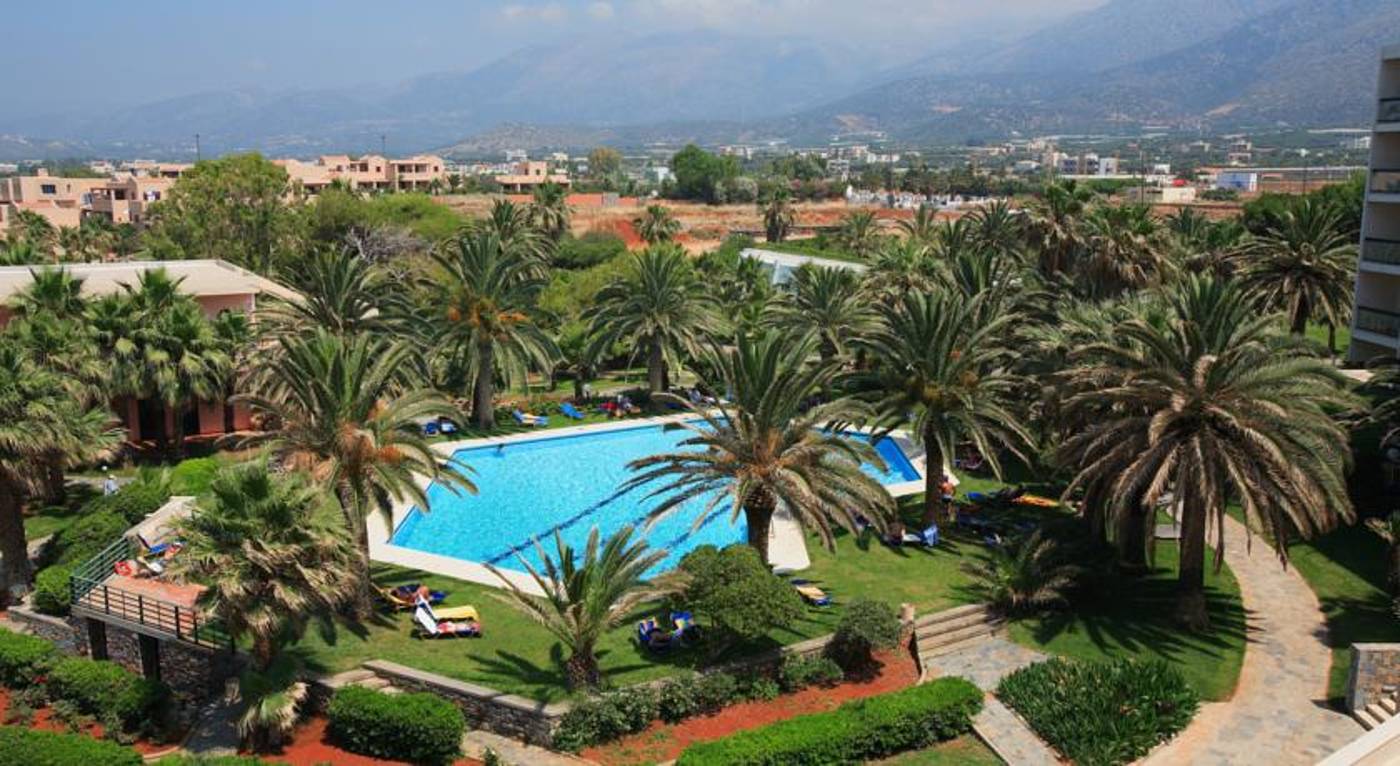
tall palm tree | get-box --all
[530,182,571,242]
[426,230,557,429]
[860,291,1032,526]
[586,245,717,394]
[9,266,87,319]
[555,322,598,402]
[489,525,676,690]
[264,247,407,337]
[864,239,940,302]
[130,299,235,457]
[1078,204,1168,299]
[10,210,58,256]
[898,205,940,245]
[836,209,881,261]
[480,199,551,263]
[633,204,681,246]
[1027,182,1092,278]
[760,189,795,243]
[968,200,1026,259]
[1058,276,1356,629]
[242,330,475,595]
[626,332,896,562]
[771,265,875,363]
[1234,198,1356,337]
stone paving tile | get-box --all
[925,637,1057,764]
[1140,516,1363,766]
[974,696,1062,766]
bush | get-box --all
[778,655,844,693]
[552,689,658,752]
[829,600,902,671]
[326,685,464,765]
[154,756,288,765]
[676,677,982,765]
[0,725,142,766]
[49,511,129,567]
[83,469,173,524]
[997,658,1200,766]
[44,657,169,732]
[741,676,781,702]
[0,628,58,686]
[656,672,744,723]
[554,231,627,270]
[673,545,804,649]
[170,458,220,496]
[32,565,73,616]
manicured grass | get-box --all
[1289,524,1397,702]
[870,735,1002,765]
[1305,321,1350,358]
[1007,541,1247,702]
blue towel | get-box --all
[560,402,585,420]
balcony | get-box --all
[1372,170,1400,196]
[1355,306,1400,339]
[1381,98,1400,124]
[1363,238,1400,267]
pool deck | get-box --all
[367,413,927,597]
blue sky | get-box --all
[8,0,1105,115]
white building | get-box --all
[1215,171,1259,192]
[1348,43,1400,362]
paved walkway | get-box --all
[923,636,1060,766]
[1141,515,1362,765]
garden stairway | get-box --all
[1354,692,1400,731]
[912,604,1003,679]
[323,667,405,696]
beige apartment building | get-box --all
[278,153,447,195]
[1349,43,1400,361]
[0,171,107,230]
[495,160,571,193]
[85,176,176,225]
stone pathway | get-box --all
[1141,515,1362,765]
[463,730,593,766]
[923,636,1060,766]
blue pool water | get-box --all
[390,421,919,576]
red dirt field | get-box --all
[0,687,178,757]
[256,715,483,766]
[582,640,922,766]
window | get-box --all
[40,184,57,194]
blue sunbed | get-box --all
[560,402,586,420]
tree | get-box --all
[1078,204,1168,299]
[264,247,407,337]
[836,210,881,261]
[588,147,623,179]
[633,204,681,246]
[555,322,599,401]
[479,199,552,263]
[425,230,557,429]
[760,189,795,243]
[1059,276,1356,629]
[670,144,737,203]
[9,210,58,256]
[671,544,804,652]
[860,291,1032,527]
[489,525,677,690]
[771,265,875,363]
[586,246,717,394]
[1027,181,1092,278]
[1234,198,1355,337]
[962,530,1082,616]
[627,332,896,562]
[530,182,572,242]
[864,239,940,302]
[898,205,939,245]
[143,153,296,274]
[829,599,902,671]
[242,330,474,600]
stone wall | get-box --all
[5,606,78,653]
[361,660,569,746]
[1347,643,1400,712]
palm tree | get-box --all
[10,266,87,319]
[1234,198,1355,338]
[489,525,675,690]
[760,189,795,243]
[555,322,598,402]
[10,210,58,256]
[864,239,940,302]
[860,291,1032,527]
[242,330,475,596]
[968,200,1026,259]
[1166,208,1246,279]
[1078,204,1168,299]
[426,230,557,429]
[771,265,875,363]
[0,342,120,600]
[836,209,881,261]
[530,182,571,242]
[633,204,681,246]
[480,199,551,263]
[586,245,717,394]
[1027,181,1092,278]
[264,247,407,337]
[626,332,896,562]
[129,298,234,458]
[1058,276,1356,629]
[169,462,357,749]
[898,205,940,245]
[962,530,1082,616]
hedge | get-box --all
[0,627,58,686]
[676,677,982,766]
[327,685,464,765]
[0,725,142,766]
[45,657,169,732]
[47,511,128,567]
[553,688,658,752]
[997,658,1199,766]
[32,565,73,616]
[154,756,288,766]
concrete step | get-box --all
[323,669,376,689]
[918,632,993,662]
[1357,707,1381,731]
[355,677,393,691]
[913,604,988,629]
[1383,696,1398,715]
[1366,702,1391,724]
[919,620,999,650]
[915,611,996,640]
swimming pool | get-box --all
[389,420,920,577]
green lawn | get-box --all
[22,485,97,540]
[872,735,1001,765]
[1305,321,1350,358]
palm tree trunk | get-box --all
[1116,504,1150,572]
[1290,302,1309,336]
[474,341,496,430]
[1327,322,1337,357]
[0,479,31,603]
[921,429,943,528]
[573,375,585,402]
[565,647,601,690]
[335,482,374,618]
[43,455,66,506]
[743,489,776,563]
[647,337,665,394]
[171,404,187,460]
[1175,503,1210,631]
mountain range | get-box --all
[1,0,1394,160]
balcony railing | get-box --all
[1363,238,1400,266]
[1356,306,1400,338]
[1372,170,1400,195]
[1381,98,1400,124]
[69,536,231,650]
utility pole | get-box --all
[195,133,201,162]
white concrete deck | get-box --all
[366,414,927,595]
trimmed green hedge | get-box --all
[676,677,982,765]
[47,511,128,567]
[553,689,658,752]
[45,657,169,732]
[997,658,1199,766]
[32,565,74,616]
[0,725,142,766]
[154,756,288,766]
[0,628,58,686]
[327,685,464,765]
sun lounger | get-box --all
[1013,494,1059,508]
[439,420,458,435]
[415,595,479,622]
[512,409,548,427]
[413,604,481,638]
[793,582,831,606]
[901,525,940,548]
[560,402,586,420]
[670,611,699,639]
[379,585,446,611]
[422,420,440,436]
[137,533,182,557]
[638,618,673,651]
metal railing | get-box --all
[69,535,231,650]
[1380,98,1400,123]
[1356,306,1400,338]
[1363,238,1400,266]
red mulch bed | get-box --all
[583,640,922,765]
[251,715,482,766]
[0,686,176,757]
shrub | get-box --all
[829,600,902,671]
[741,676,781,702]
[154,756,288,765]
[44,657,169,732]
[778,655,844,693]
[997,658,1200,766]
[657,672,743,723]
[0,725,142,765]
[554,231,627,270]
[32,565,74,616]
[0,628,58,686]
[676,677,982,765]
[553,689,658,752]
[49,511,129,567]
[170,458,220,496]
[84,469,173,524]
[326,685,464,765]
[673,545,804,650]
